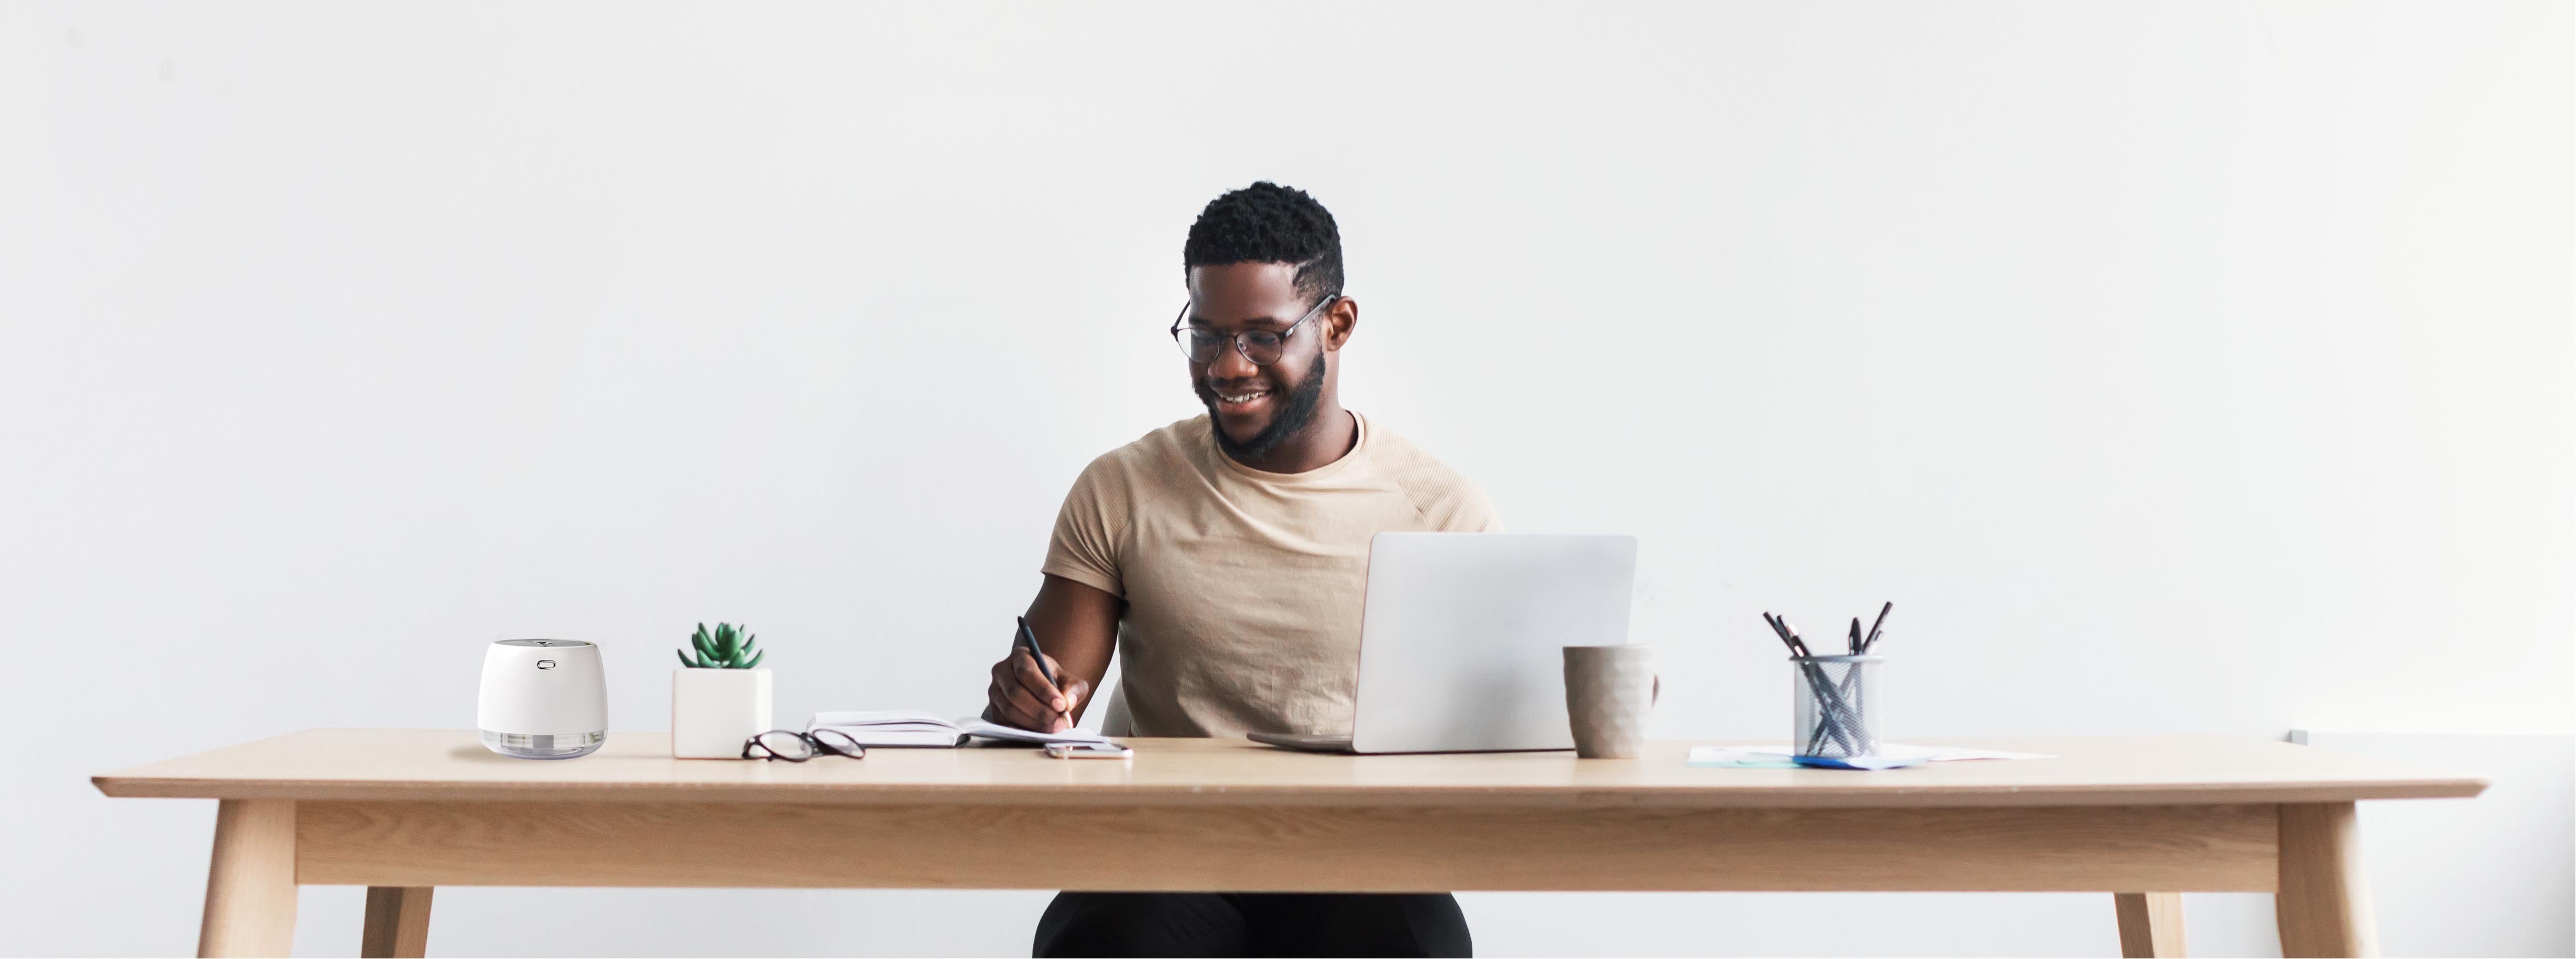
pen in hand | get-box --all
[1007,615,1082,732]
[1016,616,1058,688]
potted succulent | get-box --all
[670,622,773,759]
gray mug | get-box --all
[1563,645,1656,759]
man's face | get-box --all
[1183,263,1343,458]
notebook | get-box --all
[807,710,1111,748]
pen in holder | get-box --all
[1792,654,1882,759]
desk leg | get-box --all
[361,887,433,958]
[198,799,297,958]
[2114,892,2186,957]
[2276,802,2378,958]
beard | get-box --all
[1202,352,1328,463]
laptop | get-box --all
[1248,532,1639,754]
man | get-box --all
[982,182,1492,958]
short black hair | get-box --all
[1183,181,1344,309]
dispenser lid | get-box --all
[494,638,593,647]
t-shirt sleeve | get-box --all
[1434,482,1502,533]
[1379,433,1503,534]
[1041,455,1127,597]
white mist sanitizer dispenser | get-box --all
[477,639,608,759]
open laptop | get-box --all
[1248,532,1639,754]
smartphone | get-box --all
[1045,742,1133,759]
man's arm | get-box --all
[983,573,1121,732]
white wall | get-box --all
[3,2,2569,956]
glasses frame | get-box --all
[741,728,866,761]
[1169,293,1343,366]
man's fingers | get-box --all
[1015,654,1078,732]
[1011,651,1069,712]
[1042,654,1075,708]
[1044,678,1090,733]
[986,677,1038,730]
[989,661,1054,731]
[988,649,1085,733]
[1002,678,1052,724]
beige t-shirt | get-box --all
[1042,412,1499,737]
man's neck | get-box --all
[1222,403,1357,474]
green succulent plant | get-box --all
[677,622,764,669]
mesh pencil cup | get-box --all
[1791,654,1882,759]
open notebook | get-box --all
[807,710,1110,748]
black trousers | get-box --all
[1033,891,1472,957]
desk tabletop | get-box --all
[93,729,2484,809]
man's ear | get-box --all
[1323,297,1358,351]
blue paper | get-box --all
[1789,754,1929,771]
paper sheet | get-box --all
[952,718,1109,745]
[806,711,1110,747]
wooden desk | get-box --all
[96,730,2483,958]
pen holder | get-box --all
[1792,654,1882,759]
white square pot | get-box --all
[671,667,773,759]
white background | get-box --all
[3,2,2569,956]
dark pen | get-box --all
[1015,616,1059,688]
[1779,616,1815,659]
[1764,613,1807,657]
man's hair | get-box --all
[1183,181,1344,309]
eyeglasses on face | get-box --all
[1169,294,1342,366]
[742,728,866,761]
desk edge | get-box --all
[92,774,2490,807]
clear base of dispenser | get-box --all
[480,729,606,760]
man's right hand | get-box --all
[983,574,1121,734]
[984,645,1091,733]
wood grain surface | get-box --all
[293,798,2280,892]
[2116,891,2189,957]
[2277,802,2380,957]
[358,886,431,958]
[97,729,2488,809]
[198,799,296,958]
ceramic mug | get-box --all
[1563,644,1657,759]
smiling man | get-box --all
[982,182,1491,957]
